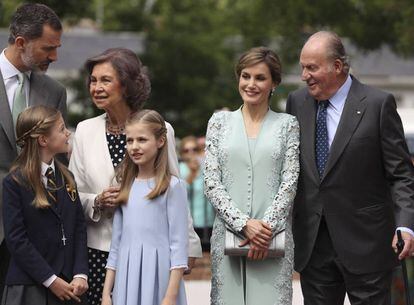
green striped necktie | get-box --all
[12,73,27,126]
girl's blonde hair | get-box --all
[10,105,75,209]
[116,110,170,203]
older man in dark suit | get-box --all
[286,31,414,305]
[0,4,67,298]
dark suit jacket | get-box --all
[2,166,88,285]
[286,76,414,274]
[0,70,67,242]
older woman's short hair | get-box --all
[235,47,282,85]
[85,48,151,111]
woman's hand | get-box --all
[96,186,120,209]
[70,277,88,296]
[247,243,269,260]
[101,294,112,305]
[49,277,81,302]
[242,219,272,248]
[239,239,269,260]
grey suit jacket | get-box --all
[286,76,414,274]
[0,70,67,241]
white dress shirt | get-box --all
[325,74,352,148]
[0,49,30,110]
[40,160,88,287]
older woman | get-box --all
[68,48,202,305]
[204,47,300,304]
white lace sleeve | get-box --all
[204,112,249,232]
[262,116,300,232]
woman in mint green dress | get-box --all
[204,47,300,305]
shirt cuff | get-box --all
[43,274,57,288]
[73,274,88,281]
[396,227,414,238]
[170,265,188,271]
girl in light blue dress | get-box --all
[101,110,189,305]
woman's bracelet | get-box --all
[93,194,103,211]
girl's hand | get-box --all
[70,277,88,296]
[49,277,81,302]
[97,186,120,209]
[243,219,272,248]
[161,296,176,305]
[162,268,183,305]
[101,293,112,305]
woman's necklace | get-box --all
[105,116,125,138]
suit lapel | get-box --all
[29,73,47,106]
[0,69,17,151]
[300,93,320,184]
[322,78,367,180]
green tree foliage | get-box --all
[142,0,242,136]
[98,0,149,31]
[2,0,414,135]
[0,0,93,26]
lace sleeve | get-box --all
[204,112,249,232]
[262,116,300,232]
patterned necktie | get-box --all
[45,167,57,203]
[12,73,27,126]
[315,100,330,178]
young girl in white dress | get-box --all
[101,110,189,305]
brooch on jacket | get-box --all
[66,184,77,202]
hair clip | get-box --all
[16,138,26,148]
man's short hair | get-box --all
[307,31,351,74]
[8,3,62,44]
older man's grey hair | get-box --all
[308,31,350,74]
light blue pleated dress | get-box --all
[106,176,189,305]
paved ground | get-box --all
[184,280,351,305]
[183,253,352,304]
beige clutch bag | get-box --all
[224,226,285,258]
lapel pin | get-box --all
[66,184,77,202]
[356,110,361,115]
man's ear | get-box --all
[14,36,27,50]
[334,58,343,74]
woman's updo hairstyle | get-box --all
[85,48,151,111]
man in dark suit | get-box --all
[286,31,414,305]
[0,3,67,299]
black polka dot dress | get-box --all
[86,132,126,305]
[106,133,126,167]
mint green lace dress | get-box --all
[204,108,300,305]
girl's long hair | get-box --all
[116,110,171,203]
[10,105,76,209]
